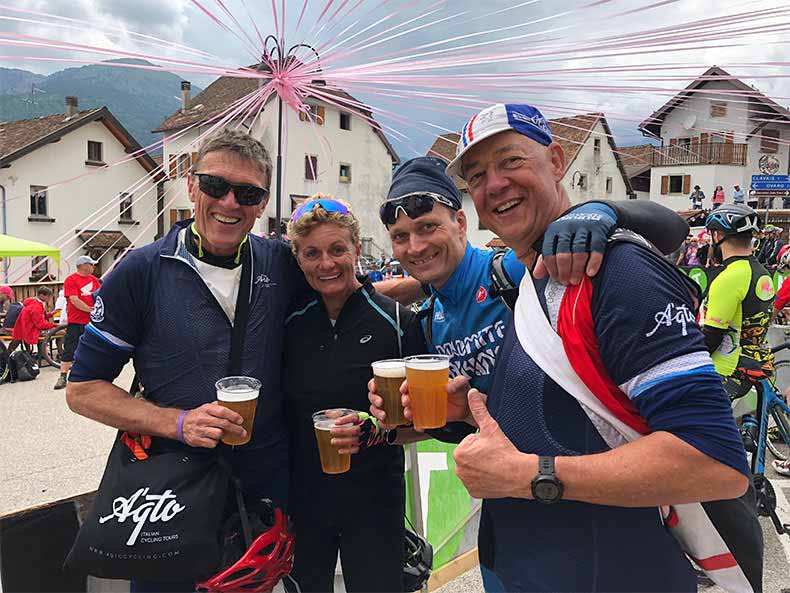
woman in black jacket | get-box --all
[282,195,426,593]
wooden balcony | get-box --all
[651,142,748,167]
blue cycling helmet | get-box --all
[705,204,760,236]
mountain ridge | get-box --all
[0,59,202,152]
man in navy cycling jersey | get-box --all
[388,105,752,593]
[65,131,307,592]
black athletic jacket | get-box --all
[283,278,426,500]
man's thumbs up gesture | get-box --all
[453,389,536,500]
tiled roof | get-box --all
[0,107,159,175]
[154,72,399,163]
[427,132,467,190]
[0,109,101,159]
[548,113,601,168]
[618,144,654,178]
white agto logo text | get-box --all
[646,303,696,338]
[99,488,186,546]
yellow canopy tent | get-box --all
[0,233,60,263]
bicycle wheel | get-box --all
[0,340,9,383]
[42,324,67,368]
[773,360,790,396]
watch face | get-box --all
[534,480,560,501]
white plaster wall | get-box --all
[461,191,496,248]
[649,165,746,211]
[561,122,630,204]
[660,81,751,143]
[161,99,395,251]
[0,120,157,282]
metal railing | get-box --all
[651,142,748,166]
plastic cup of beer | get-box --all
[404,355,450,430]
[371,359,408,426]
[313,408,354,474]
[216,376,261,446]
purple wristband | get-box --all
[177,410,189,444]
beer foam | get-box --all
[372,360,406,377]
[217,386,259,402]
[405,359,448,371]
[314,419,335,430]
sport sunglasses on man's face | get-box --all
[379,192,458,226]
[194,173,270,206]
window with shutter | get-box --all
[682,175,691,194]
[169,155,178,179]
[761,129,780,153]
[710,101,727,118]
[660,176,669,195]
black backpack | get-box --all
[10,350,39,382]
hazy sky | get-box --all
[2,0,788,156]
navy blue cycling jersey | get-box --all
[423,243,525,394]
[482,242,749,592]
[69,221,306,505]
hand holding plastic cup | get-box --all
[404,355,450,430]
[313,408,355,474]
[371,359,408,426]
[216,376,260,446]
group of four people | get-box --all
[66,102,755,593]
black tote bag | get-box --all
[65,435,230,581]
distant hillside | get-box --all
[0,59,201,152]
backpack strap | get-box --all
[417,293,437,345]
[488,249,519,310]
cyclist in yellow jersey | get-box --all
[702,204,775,399]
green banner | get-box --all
[405,441,474,569]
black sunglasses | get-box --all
[379,192,458,226]
[194,173,270,206]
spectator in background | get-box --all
[733,184,745,205]
[676,236,702,266]
[712,185,725,209]
[7,286,57,354]
[689,185,705,209]
[54,255,101,390]
[697,232,712,267]
[1,285,22,331]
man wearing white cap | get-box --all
[55,254,100,389]
[426,104,758,592]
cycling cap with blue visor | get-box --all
[445,103,554,179]
[380,156,462,226]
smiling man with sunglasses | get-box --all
[65,130,307,592]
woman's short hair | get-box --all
[287,194,360,256]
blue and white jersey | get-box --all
[424,243,525,394]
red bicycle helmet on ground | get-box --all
[196,497,295,593]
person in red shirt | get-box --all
[55,256,101,390]
[8,286,57,354]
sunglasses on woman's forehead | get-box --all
[291,198,350,222]
[194,173,269,206]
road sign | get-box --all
[752,183,790,191]
[752,175,790,183]
[749,190,790,196]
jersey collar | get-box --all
[431,242,474,304]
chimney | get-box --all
[65,96,78,117]
[181,81,191,113]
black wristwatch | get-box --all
[531,456,564,504]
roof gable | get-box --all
[639,66,790,138]
[617,144,654,178]
[154,71,399,163]
[0,107,158,174]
